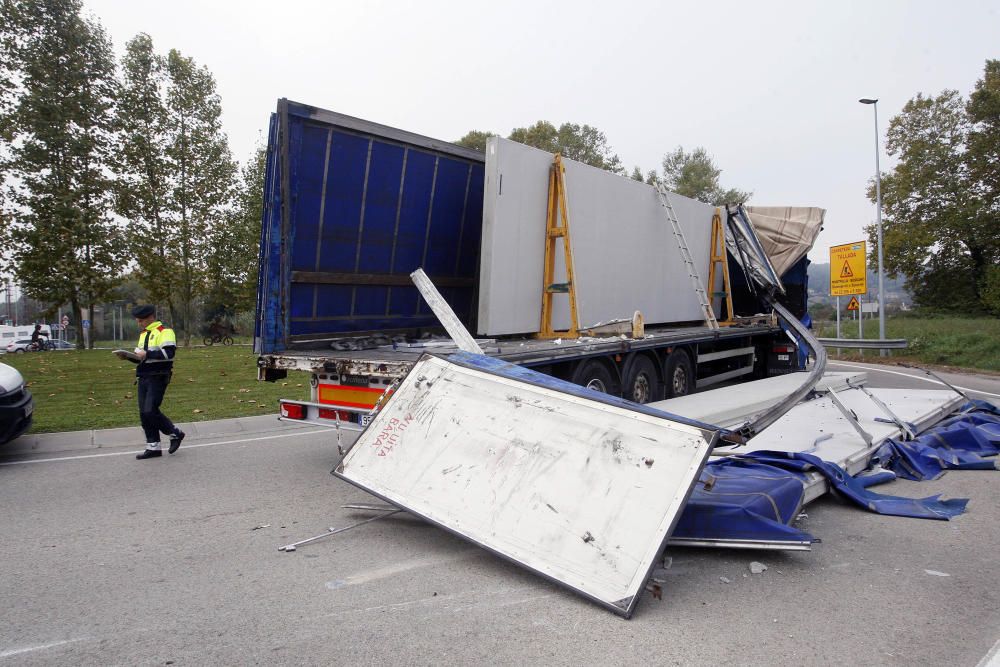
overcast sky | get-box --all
[83,0,998,263]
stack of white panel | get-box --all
[476,137,718,336]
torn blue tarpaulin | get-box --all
[872,403,1000,481]
[672,457,814,545]
[741,450,968,520]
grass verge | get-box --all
[815,316,1000,373]
[2,346,310,434]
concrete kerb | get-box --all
[2,414,317,458]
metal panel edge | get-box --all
[618,427,718,618]
[285,100,485,164]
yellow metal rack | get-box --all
[538,155,580,339]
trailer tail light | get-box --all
[772,345,795,354]
[280,402,305,419]
[318,408,352,421]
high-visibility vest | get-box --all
[136,321,176,376]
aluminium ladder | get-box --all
[655,184,719,330]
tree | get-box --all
[205,144,264,321]
[870,66,1000,314]
[508,120,624,173]
[455,130,496,152]
[659,146,750,205]
[114,34,176,324]
[4,0,124,347]
[163,48,237,344]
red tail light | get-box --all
[318,408,351,421]
[280,402,305,419]
[772,345,794,354]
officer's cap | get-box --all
[131,304,156,319]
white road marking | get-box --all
[828,362,1000,399]
[0,429,329,467]
[0,638,88,658]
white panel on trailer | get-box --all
[477,137,717,336]
[335,354,718,617]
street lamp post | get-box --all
[859,98,886,356]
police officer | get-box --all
[116,305,185,460]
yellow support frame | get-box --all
[707,208,735,326]
[538,155,580,339]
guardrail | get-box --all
[817,338,908,350]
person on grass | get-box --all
[115,305,184,460]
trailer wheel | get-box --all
[622,354,660,404]
[663,349,694,398]
[571,359,620,396]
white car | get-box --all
[5,339,35,353]
[0,362,33,444]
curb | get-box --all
[2,414,317,458]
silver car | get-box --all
[0,362,33,444]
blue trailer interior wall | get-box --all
[256,100,485,353]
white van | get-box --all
[0,324,52,353]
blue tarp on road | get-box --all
[674,402,1000,545]
[672,457,814,544]
[872,402,1000,481]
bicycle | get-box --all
[203,332,234,346]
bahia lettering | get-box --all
[373,414,415,456]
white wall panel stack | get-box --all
[477,137,717,336]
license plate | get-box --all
[24,402,33,418]
[358,414,373,427]
[777,354,789,361]
[342,374,370,387]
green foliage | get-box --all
[814,315,1000,372]
[508,120,624,173]
[966,59,1000,226]
[660,146,750,205]
[871,60,1000,314]
[0,0,17,140]
[205,143,265,320]
[165,48,238,344]
[114,33,176,321]
[4,0,124,347]
[455,129,496,152]
[110,40,239,344]
[981,265,1000,316]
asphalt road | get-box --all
[1,363,999,666]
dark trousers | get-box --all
[137,374,175,443]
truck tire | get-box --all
[571,359,620,396]
[663,349,694,398]
[622,354,660,404]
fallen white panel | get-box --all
[713,385,964,504]
[335,354,717,617]
[652,371,868,428]
[477,137,717,335]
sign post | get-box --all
[836,296,841,339]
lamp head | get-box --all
[859,98,878,105]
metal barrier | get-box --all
[817,338,908,350]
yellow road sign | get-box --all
[846,296,860,311]
[830,241,867,296]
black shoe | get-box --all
[136,449,163,460]
[169,430,185,454]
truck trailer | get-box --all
[255,100,812,428]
